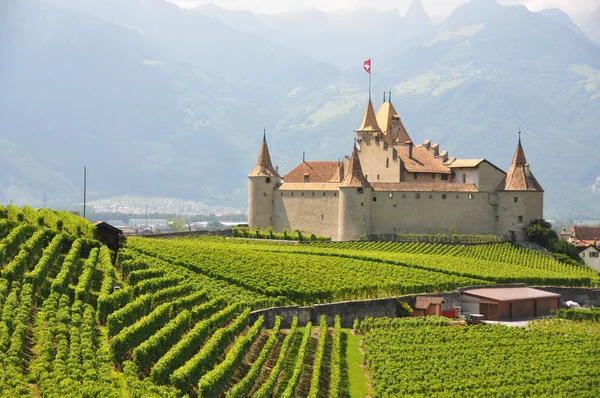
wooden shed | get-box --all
[93,221,123,252]
[412,296,445,317]
[460,287,560,321]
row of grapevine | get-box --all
[281,320,313,398]
[308,315,328,398]
[253,317,299,398]
[361,317,600,397]
[128,237,488,304]
[228,316,282,397]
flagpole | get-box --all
[368,58,371,102]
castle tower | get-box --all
[248,132,279,230]
[338,145,372,241]
[356,100,381,141]
[496,135,544,241]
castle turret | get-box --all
[248,132,279,230]
[356,100,381,141]
[496,135,544,241]
[338,145,372,241]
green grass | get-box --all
[344,330,370,398]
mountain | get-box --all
[381,0,600,219]
[404,0,431,28]
[582,6,600,45]
[538,8,586,38]
[1,0,599,220]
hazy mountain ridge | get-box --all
[1,0,599,219]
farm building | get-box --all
[460,287,560,321]
[93,221,122,252]
[412,296,445,317]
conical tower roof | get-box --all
[249,133,280,178]
[376,101,397,145]
[356,100,381,133]
[341,146,370,188]
[496,136,543,192]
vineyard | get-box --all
[360,316,600,397]
[1,204,599,397]
[0,206,348,397]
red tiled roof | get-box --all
[371,182,477,192]
[278,183,339,191]
[284,161,342,183]
[249,137,280,178]
[414,296,445,310]
[395,146,452,174]
[462,287,560,302]
[496,139,543,192]
[573,226,600,241]
[356,100,381,133]
[341,147,370,188]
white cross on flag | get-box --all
[363,59,371,74]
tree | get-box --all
[167,218,185,232]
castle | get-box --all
[248,98,543,241]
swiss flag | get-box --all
[363,59,371,73]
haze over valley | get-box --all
[1,0,600,220]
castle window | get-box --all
[415,193,420,199]
[312,192,315,196]
[361,202,364,207]
[518,216,523,223]
[291,192,293,197]
[462,174,466,183]
[428,194,433,199]
[372,196,377,202]
[402,194,406,199]
[266,177,271,184]
[334,193,337,197]
[393,204,397,207]
[442,194,447,199]
[377,175,380,180]
[323,192,326,197]
[441,174,448,181]
[496,215,499,222]
[389,193,393,199]
[302,192,304,196]
[514,197,518,203]
[365,174,368,180]
[263,192,267,197]
[270,216,272,221]
[413,173,418,180]
[357,188,364,194]
[432,174,435,179]
[321,215,324,220]
[281,192,283,196]
[468,194,473,200]
[456,194,460,199]
[386,158,389,168]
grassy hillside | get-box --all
[1,205,599,397]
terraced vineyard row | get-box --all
[128,237,491,304]
[0,206,351,397]
[360,316,600,397]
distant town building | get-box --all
[248,98,544,241]
[564,225,600,272]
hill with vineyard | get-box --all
[1,205,599,397]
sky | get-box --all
[171,0,599,22]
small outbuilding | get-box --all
[93,221,123,252]
[412,296,445,317]
[460,287,560,321]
